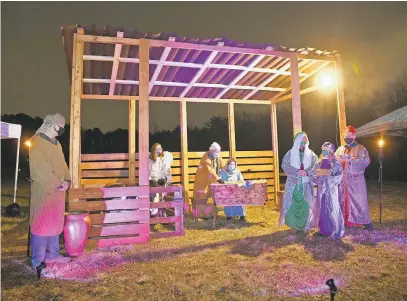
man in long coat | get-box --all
[335,126,373,230]
[29,113,71,276]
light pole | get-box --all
[25,140,32,257]
[378,137,384,224]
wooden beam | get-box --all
[83,54,307,76]
[298,53,338,62]
[335,58,347,145]
[243,59,291,100]
[69,33,77,176]
[215,55,266,99]
[149,38,175,93]
[71,30,84,189]
[228,103,236,159]
[138,39,150,186]
[270,103,280,207]
[272,85,319,104]
[77,34,140,46]
[271,60,332,103]
[290,56,302,135]
[179,47,221,98]
[83,78,285,92]
[150,39,296,59]
[109,32,124,95]
[128,98,136,184]
[81,94,139,100]
[180,100,189,205]
[80,94,273,105]
[84,78,285,92]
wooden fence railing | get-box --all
[79,150,276,202]
[68,185,184,248]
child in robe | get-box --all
[219,158,246,221]
[312,142,345,239]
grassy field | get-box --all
[1,180,407,301]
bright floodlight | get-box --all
[25,140,31,148]
[317,71,336,89]
[378,138,384,148]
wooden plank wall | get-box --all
[68,186,150,248]
[80,150,275,202]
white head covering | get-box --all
[209,142,221,152]
[35,113,65,135]
[290,132,312,170]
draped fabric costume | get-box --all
[279,133,318,231]
[149,151,173,216]
[335,143,371,226]
[219,166,245,217]
[30,115,70,236]
[312,157,345,238]
[149,151,173,182]
[193,152,224,199]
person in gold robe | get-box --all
[193,142,225,199]
[28,113,71,277]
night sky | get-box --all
[2,2,407,132]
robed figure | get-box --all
[279,132,318,232]
[335,126,373,230]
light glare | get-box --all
[317,71,336,89]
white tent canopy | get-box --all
[357,106,407,138]
[1,121,22,203]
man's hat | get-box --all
[346,126,356,134]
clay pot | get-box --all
[64,213,91,256]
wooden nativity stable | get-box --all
[61,25,347,248]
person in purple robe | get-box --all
[335,126,373,230]
[312,142,345,239]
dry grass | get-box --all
[1,181,407,301]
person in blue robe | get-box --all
[219,158,246,221]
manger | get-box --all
[60,25,347,248]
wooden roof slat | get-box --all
[237,56,285,91]
[272,60,332,103]
[215,54,265,99]
[197,52,243,98]
[115,44,130,95]
[163,40,197,97]
[179,47,220,98]
[149,37,175,94]
[156,45,180,97]
[82,55,308,77]
[109,32,124,95]
[243,58,292,100]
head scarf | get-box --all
[290,131,313,170]
[224,158,239,176]
[35,113,65,135]
[322,142,336,153]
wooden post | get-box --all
[270,103,280,207]
[128,98,136,184]
[175,188,185,235]
[70,29,84,189]
[138,39,150,186]
[180,100,189,206]
[290,56,302,136]
[228,103,236,159]
[69,35,77,175]
[335,58,347,145]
